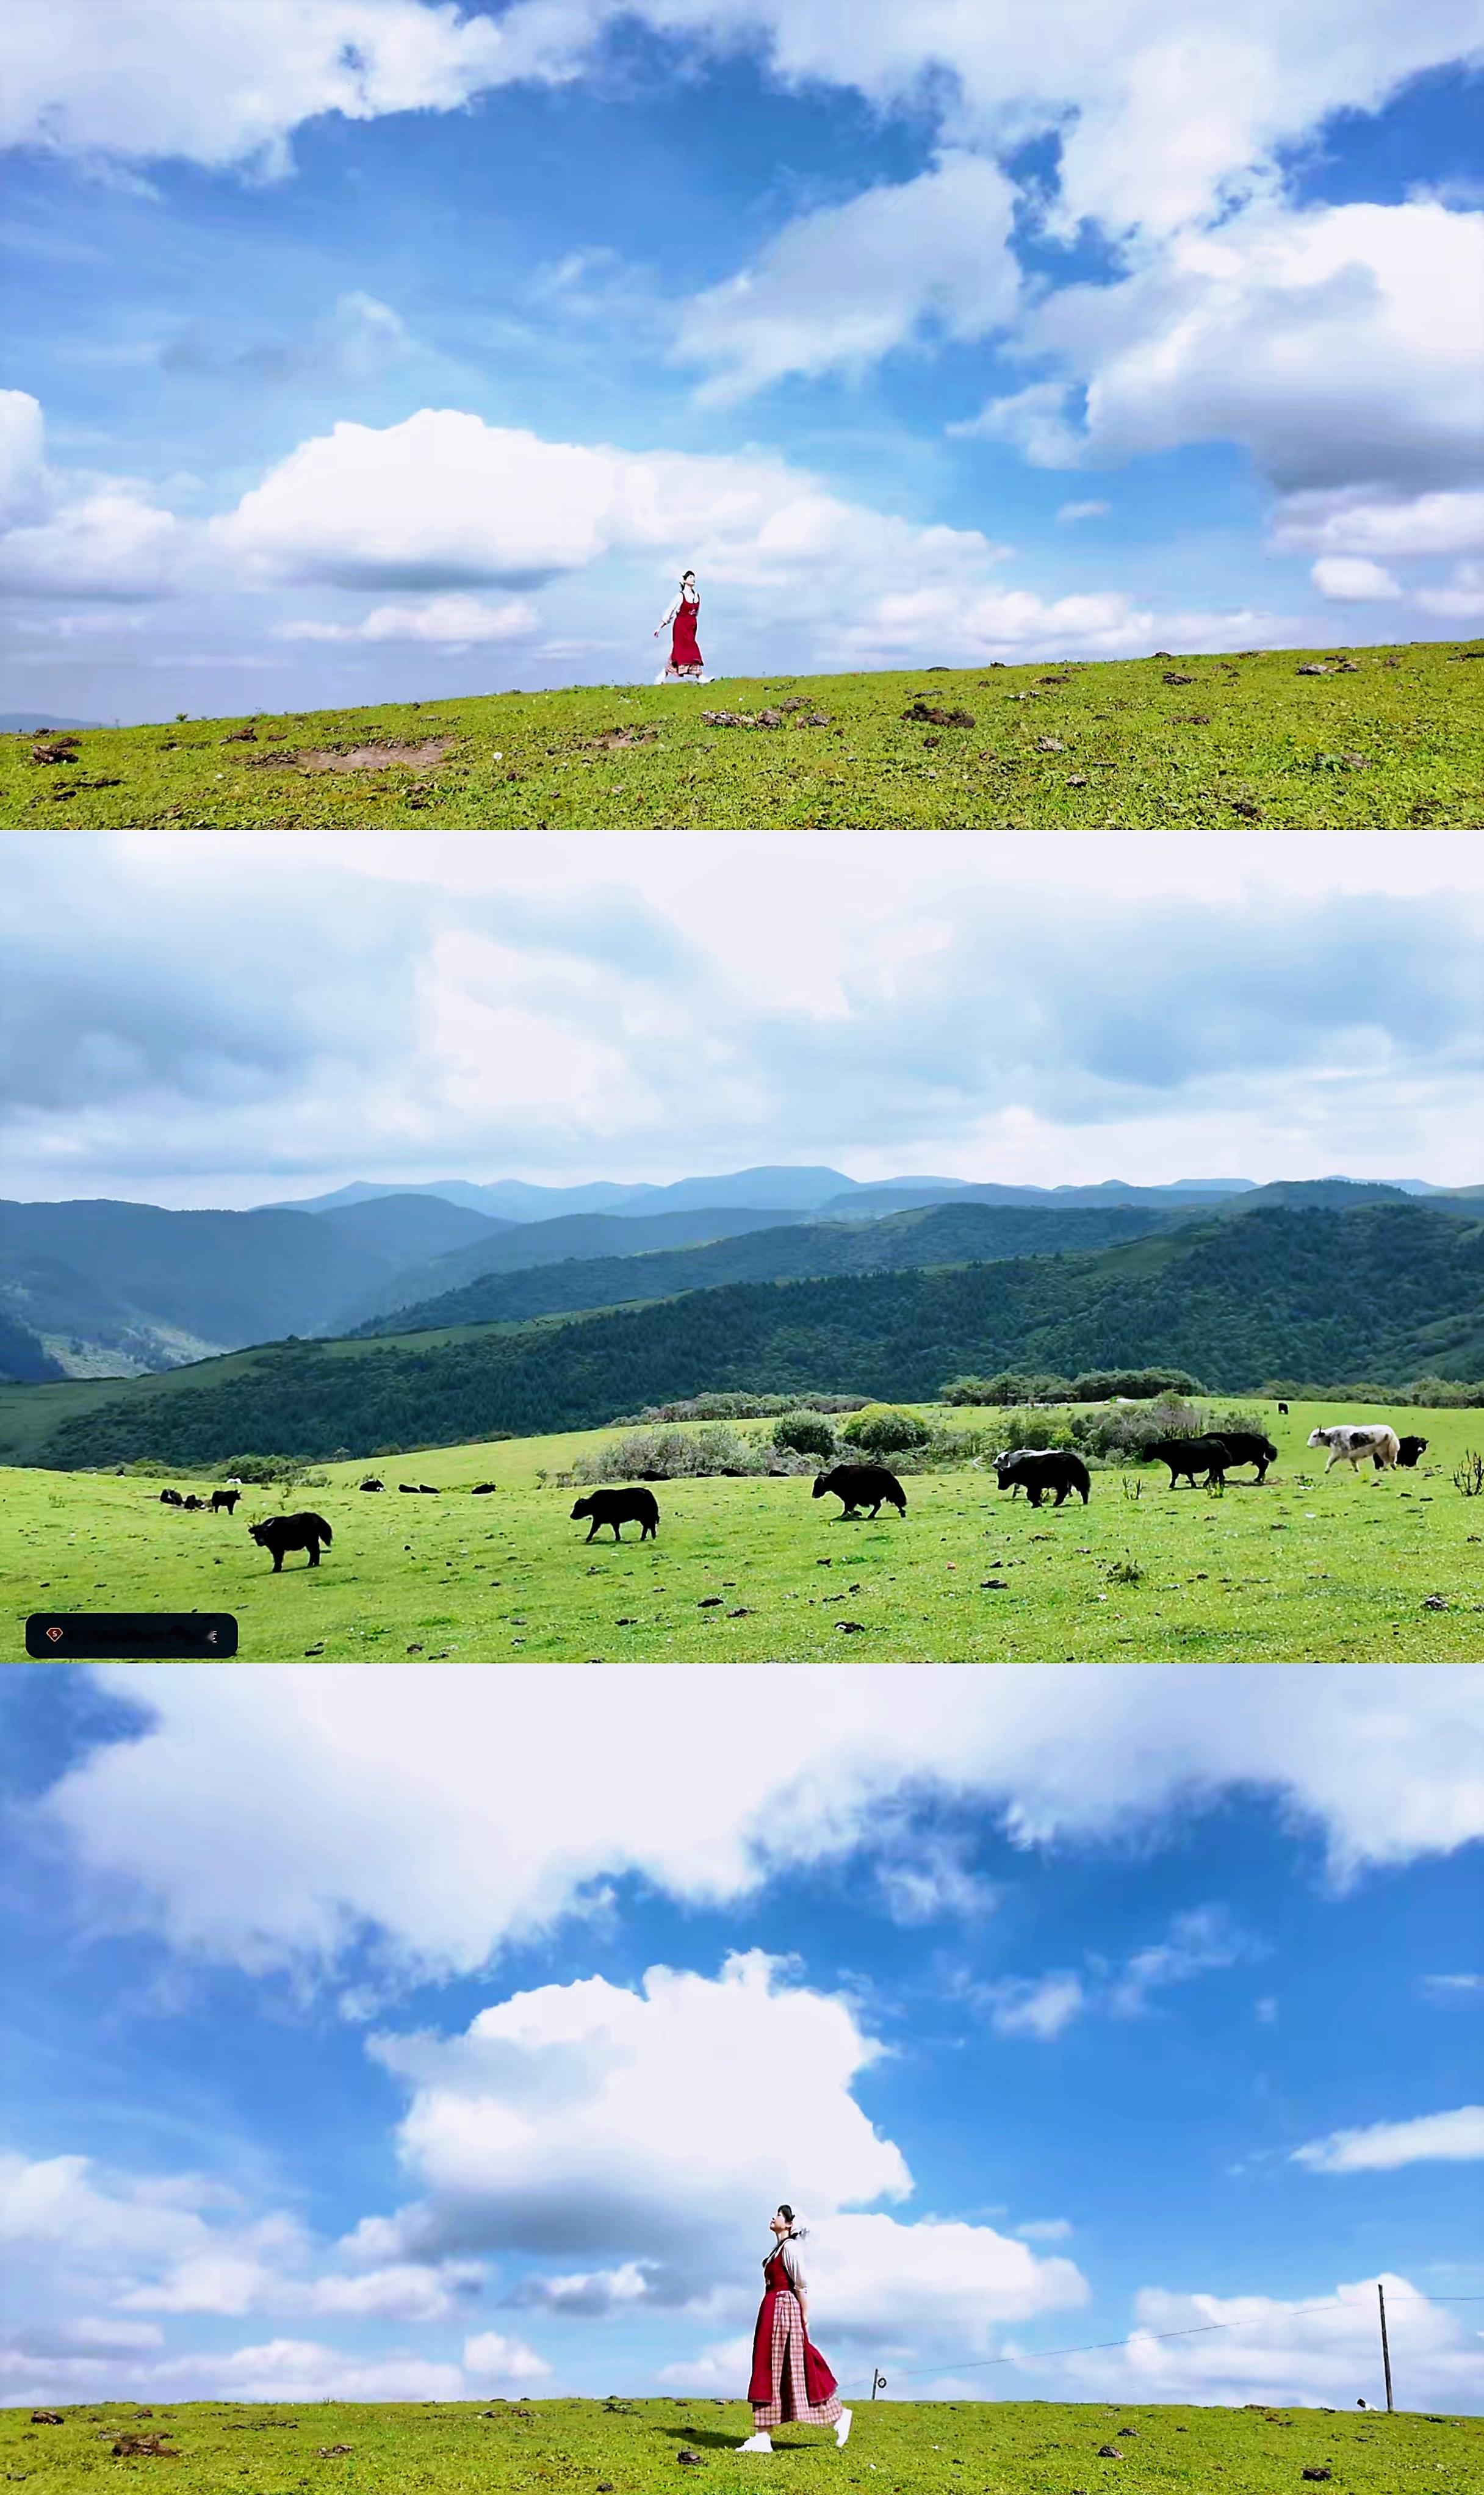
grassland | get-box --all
[5,1402,1480,1663]
[2,2396,1476,2495]
[4,642,1480,830]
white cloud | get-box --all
[1270,486,1484,560]
[971,1906,1253,2040]
[1292,2106,1484,2172]
[1056,501,1111,524]
[673,152,1018,403]
[962,199,1484,499]
[1311,556,1401,602]
[1014,2219,1073,2241]
[0,2150,484,2325]
[0,391,186,599]
[34,1667,1484,1986]
[0,0,561,177]
[363,1953,913,2278]
[1416,559,1484,620]
[981,1974,1087,2041]
[1018,2274,1484,2408]
[1421,1973,1484,1998]
[461,2330,552,2383]
[277,594,539,646]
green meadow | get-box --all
[5,642,1480,830]
[1,2397,1476,2495]
[5,1402,1480,1663]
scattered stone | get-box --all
[587,724,659,750]
[29,2417,62,2428]
[1172,713,1211,725]
[1423,1593,1448,1610]
[1036,734,1066,752]
[1300,2471,1332,2483]
[697,1596,722,1608]
[1295,661,1330,675]
[1230,799,1262,819]
[222,726,258,742]
[1161,670,1197,685]
[29,740,81,765]
[677,2450,704,2466]
[980,1578,1009,1590]
[835,1619,868,1633]
[1096,2446,1123,2460]
[1335,659,1361,671]
[902,699,975,727]
[1067,773,1089,786]
[110,2434,178,2458]
[317,2447,355,2458]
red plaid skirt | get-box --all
[748,2288,841,2426]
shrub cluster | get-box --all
[941,1367,1206,1405]
[574,1425,813,1483]
[610,1391,869,1425]
[1262,1376,1484,1408]
[1068,1399,1270,1461]
[840,1404,933,1456]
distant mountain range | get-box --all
[15,1200,1481,1472]
[0,713,104,733]
[271,1167,1261,1222]
[1,1174,1474,1386]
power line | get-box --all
[839,2290,1484,2397]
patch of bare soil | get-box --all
[255,737,459,774]
[585,724,660,751]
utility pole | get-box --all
[871,2371,888,2401]
[1377,2283,1394,2414]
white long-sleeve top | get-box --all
[773,2236,805,2292]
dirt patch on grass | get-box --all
[259,737,459,774]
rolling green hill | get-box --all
[5,640,1481,829]
[5,1201,1479,1472]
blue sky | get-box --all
[2,1664,1482,2408]
[5,829,1483,1203]
[1,1,1481,721]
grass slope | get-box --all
[2,2399,1475,2495]
[4,2399,1475,2495]
[4,1205,1478,1473]
[5,643,1480,829]
[351,1202,1193,1336]
[5,1400,1482,1662]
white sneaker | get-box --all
[737,2433,773,2454]
[835,2410,853,2450]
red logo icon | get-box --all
[45,1625,64,1643]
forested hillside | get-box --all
[15,1203,1480,1470]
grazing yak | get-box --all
[812,1462,907,1519]
[993,1449,1090,1507]
[359,1477,385,1492]
[471,1482,498,1494]
[1277,1400,1289,1414]
[209,1488,240,1515]
[249,1512,334,1571]
[1206,1431,1278,1483]
[1395,1435,1429,1468]
[571,1486,660,1542]
[181,1494,204,1511]
[1308,1424,1401,1474]
[1140,1435,1233,1488]
[159,1488,182,1506]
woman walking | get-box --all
[738,2207,851,2454]
[654,570,704,679]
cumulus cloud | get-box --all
[1018,2273,1483,2408]
[1416,559,1484,620]
[1311,556,1401,602]
[673,151,1018,403]
[959,199,1484,499]
[29,1666,1484,1986]
[0,2150,486,2326]
[1056,501,1111,524]
[277,594,539,645]
[0,390,186,599]
[1270,487,1484,560]
[0,0,563,177]
[348,1953,1084,2358]
[1291,2106,1484,2172]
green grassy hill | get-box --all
[5,1391,1483,1663]
[2,1203,1479,1473]
[5,641,1480,829]
[2,2398,1473,2495]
